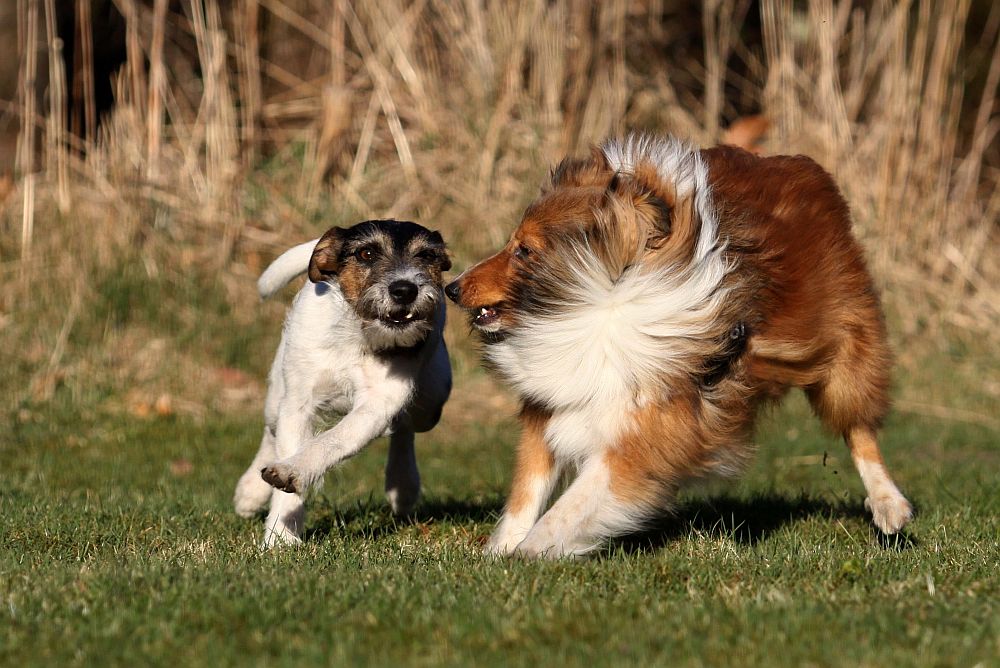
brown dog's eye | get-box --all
[513,245,532,261]
[356,248,377,263]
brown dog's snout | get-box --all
[444,280,461,303]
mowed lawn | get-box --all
[2,386,997,667]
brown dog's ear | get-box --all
[602,163,674,253]
[308,227,347,283]
[545,149,613,192]
[629,162,674,249]
[628,160,704,269]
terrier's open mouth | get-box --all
[382,308,418,328]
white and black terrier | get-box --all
[233,219,453,548]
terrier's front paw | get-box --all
[261,462,300,494]
[261,522,303,550]
[865,493,914,535]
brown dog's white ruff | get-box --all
[446,134,912,558]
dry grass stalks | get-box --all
[42,0,69,213]
[71,0,97,142]
[757,0,999,340]
[1,0,997,415]
[15,0,39,261]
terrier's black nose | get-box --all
[389,280,418,305]
[444,280,461,302]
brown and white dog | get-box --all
[445,134,911,558]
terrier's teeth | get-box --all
[405,313,413,320]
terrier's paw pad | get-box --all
[261,463,300,494]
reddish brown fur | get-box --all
[604,376,758,509]
[845,426,887,467]
[505,404,556,515]
[703,145,892,433]
[454,142,899,526]
[455,185,608,315]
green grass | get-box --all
[2,390,998,667]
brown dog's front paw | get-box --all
[865,493,914,535]
[261,464,299,494]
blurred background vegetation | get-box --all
[1,0,997,430]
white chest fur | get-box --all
[544,399,634,464]
[275,283,417,420]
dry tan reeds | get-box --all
[16,0,39,261]
[2,0,998,414]
[71,0,97,142]
[758,0,1000,338]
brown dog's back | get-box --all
[703,145,892,431]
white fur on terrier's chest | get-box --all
[276,283,414,423]
[268,277,443,447]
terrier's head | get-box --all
[309,219,452,350]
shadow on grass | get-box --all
[303,491,917,552]
[304,495,503,543]
[610,493,918,555]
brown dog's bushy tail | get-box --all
[721,115,770,154]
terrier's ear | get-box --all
[308,227,348,283]
[427,231,453,272]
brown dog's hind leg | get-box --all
[845,426,913,534]
[806,311,912,534]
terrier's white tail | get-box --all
[257,239,320,299]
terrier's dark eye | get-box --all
[356,247,377,263]
[416,249,439,262]
[513,244,532,261]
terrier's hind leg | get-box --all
[385,427,421,516]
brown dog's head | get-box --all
[445,135,715,340]
[310,219,452,349]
